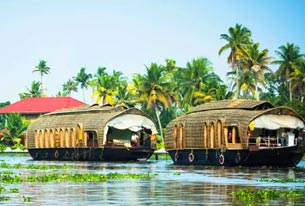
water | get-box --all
[1,154,305,205]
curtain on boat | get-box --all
[253,115,304,130]
[103,114,157,144]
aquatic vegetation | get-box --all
[0,196,11,202]
[0,161,76,170]
[260,178,305,183]
[0,172,153,184]
[0,187,6,193]
[233,187,305,205]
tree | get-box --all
[0,113,29,147]
[241,43,273,100]
[290,59,305,102]
[91,67,126,105]
[73,67,92,103]
[273,43,304,101]
[132,63,173,142]
[219,23,252,99]
[19,81,42,99]
[62,79,78,96]
[178,58,221,110]
[33,59,51,95]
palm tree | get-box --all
[290,59,305,102]
[219,23,252,99]
[0,113,29,146]
[273,43,304,101]
[178,58,220,110]
[19,81,42,99]
[33,59,51,95]
[132,63,173,142]
[91,67,125,105]
[62,79,78,96]
[73,67,92,103]
[242,43,273,100]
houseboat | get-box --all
[164,99,305,167]
[26,104,157,161]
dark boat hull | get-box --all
[28,146,154,161]
[168,146,305,167]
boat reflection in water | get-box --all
[165,99,305,167]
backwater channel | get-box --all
[1,153,305,205]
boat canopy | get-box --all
[253,114,304,130]
[103,114,157,144]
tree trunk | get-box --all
[154,103,164,143]
[235,63,240,99]
[289,80,292,101]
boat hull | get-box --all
[28,146,154,161]
[168,146,305,167]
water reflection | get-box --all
[1,154,305,206]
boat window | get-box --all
[217,120,222,147]
[203,123,208,148]
[44,129,49,148]
[179,123,184,149]
[85,131,98,148]
[225,126,240,144]
[173,124,178,149]
[210,123,215,148]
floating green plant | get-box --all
[233,187,305,205]
[0,161,76,170]
[10,188,19,193]
[1,172,154,184]
[0,196,11,202]
[0,187,6,193]
[260,178,305,183]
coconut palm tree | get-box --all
[74,67,92,103]
[62,79,78,96]
[178,58,220,110]
[290,59,305,102]
[33,59,51,95]
[132,63,173,142]
[219,23,252,99]
[19,81,42,99]
[241,43,273,100]
[91,68,126,105]
[273,43,305,101]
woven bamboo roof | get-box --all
[188,99,274,114]
[29,104,154,131]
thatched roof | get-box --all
[188,99,274,114]
[29,104,154,130]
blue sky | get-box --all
[1,0,304,104]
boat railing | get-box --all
[248,136,297,149]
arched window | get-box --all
[179,123,184,149]
[44,129,49,148]
[65,129,70,148]
[49,129,54,148]
[59,129,64,148]
[173,124,178,149]
[203,123,208,148]
[217,120,222,148]
[34,130,39,148]
[210,123,215,148]
[54,129,60,147]
[71,128,76,147]
[39,129,44,148]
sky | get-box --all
[1,0,305,104]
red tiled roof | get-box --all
[0,97,86,114]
